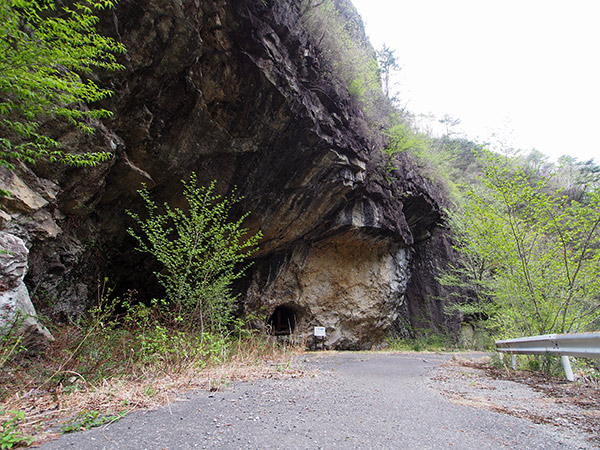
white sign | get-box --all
[314,327,326,337]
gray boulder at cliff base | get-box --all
[0,231,52,351]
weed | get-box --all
[523,354,564,376]
[1,270,300,445]
[60,410,126,434]
[489,351,508,370]
[575,358,600,385]
[386,334,455,352]
[276,360,292,372]
[0,333,25,370]
[0,291,302,445]
[0,410,33,449]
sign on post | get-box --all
[313,326,326,351]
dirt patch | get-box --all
[430,356,600,447]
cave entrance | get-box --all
[268,305,297,336]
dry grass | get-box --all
[0,325,306,447]
[431,357,600,446]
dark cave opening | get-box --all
[267,305,297,336]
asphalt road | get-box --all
[36,352,588,449]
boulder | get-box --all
[0,232,53,353]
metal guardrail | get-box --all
[495,332,600,381]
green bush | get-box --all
[386,334,454,352]
[127,174,262,335]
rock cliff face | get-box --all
[0,232,53,351]
[0,0,458,349]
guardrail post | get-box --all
[561,355,574,382]
[496,332,600,381]
[511,354,517,370]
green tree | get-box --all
[376,44,399,99]
[0,0,125,170]
[552,156,600,203]
[446,152,600,337]
[438,114,461,137]
[127,174,263,336]
[383,120,429,163]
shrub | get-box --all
[0,410,32,449]
[127,174,262,335]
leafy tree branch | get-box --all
[0,0,125,169]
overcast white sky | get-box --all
[351,0,600,162]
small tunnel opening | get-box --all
[267,305,297,336]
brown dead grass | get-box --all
[0,327,307,447]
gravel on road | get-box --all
[35,352,595,449]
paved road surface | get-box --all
[37,352,588,449]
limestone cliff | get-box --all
[0,0,458,349]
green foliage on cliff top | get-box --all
[0,0,125,169]
[300,0,389,121]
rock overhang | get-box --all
[0,0,456,349]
